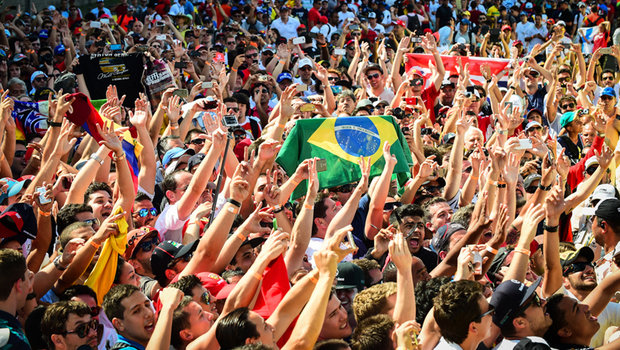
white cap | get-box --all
[585,156,599,170]
[590,184,616,202]
[298,57,313,68]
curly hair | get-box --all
[352,282,397,322]
[433,280,484,344]
[415,276,451,324]
[350,314,394,350]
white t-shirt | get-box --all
[271,17,301,39]
[367,87,395,104]
[154,202,189,243]
[305,237,352,268]
[516,21,534,43]
[368,23,385,34]
[526,24,548,51]
[493,336,551,350]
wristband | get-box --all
[498,129,508,135]
[251,271,263,280]
[230,67,238,72]
[309,275,318,284]
[26,292,36,300]
[514,247,531,257]
[272,205,284,214]
[278,123,286,128]
[543,224,559,232]
[227,205,239,215]
[470,175,479,180]
[53,256,67,271]
[304,203,313,210]
[227,198,241,207]
[538,183,552,191]
[279,60,286,65]
[89,240,101,249]
[510,86,516,90]
[90,153,104,165]
[38,208,51,217]
[237,232,246,241]
[114,153,126,162]
[486,245,498,255]
[48,119,62,127]
[290,178,299,186]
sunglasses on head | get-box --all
[190,138,205,145]
[563,261,594,275]
[138,207,157,217]
[561,102,575,109]
[63,319,99,338]
[367,73,381,80]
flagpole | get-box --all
[206,129,232,229]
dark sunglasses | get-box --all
[525,185,538,194]
[169,253,193,268]
[601,95,615,101]
[527,71,540,78]
[90,306,101,317]
[234,133,246,140]
[602,75,615,81]
[411,78,424,87]
[63,319,99,338]
[14,150,26,158]
[328,76,339,81]
[333,184,355,192]
[563,261,594,276]
[561,102,575,109]
[137,237,160,253]
[190,138,205,145]
[246,53,258,58]
[423,185,444,193]
[227,41,236,45]
[519,293,543,314]
[227,107,240,112]
[367,73,381,80]
[201,292,212,305]
[34,76,47,82]
[351,32,362,36]
[475,304,495,321]
[138,207,158,217]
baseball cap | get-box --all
[0,203,37,245]
[39,29,49,39]
[523,173,542,188]
[7,177,32,199]
[410,69,423,77]
[363,63,383,75]
[441,79,455,88]
[11,54,27,64]
[512,40,523,47]
[590,184,617,202]
[559,111,577,128]
[151,240,196,281]
[594,198,620,227]
[600,87,616,98]
[277,72,293,83]
[547,19,556,25]
[197,272,228,296]
[298,57,313,69]
[442,132,456,144]
[585,156,599,170]
[124,226,159,260]
[297,24,306,30]
[578,2,586,7]
[356,99,374,111]
[335,262,365,290]
[54,44,66,56]
[215,283,236,299]
[462,11,471,16]
[501,24,512,31]
[162,147,195,168]
[186,153,206,171]
[560,246,594,273]
[431,223,466,253]
[263,45,275,53]
[30,71,48,84]
[373,100,389,108]
[368,12,376,19]
[319,16,328,24]
[525,2,533,9]
[525,120,543,131]
[392,20,406,27]
[555,20,567,27]
[490,277,542,327]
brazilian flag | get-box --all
[276,116,413,199]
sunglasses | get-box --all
[34,76,47,82]
[201,292,212,305]
[246,53,258,58]
[227,107,240,112]
[527,71,540,78]
[520,293,544,313]
[328,76,339,81]
[227,41,236,45]
[563,261,594,275]
[333,184,355,192]
[83,218,100,228]
[367,73,381,80]
[351,32,361,37]
[234,133,246,140]
[256,88,269,94]
[190,138,205,145]
[168,253,193,268]
[138,237,160,254]
[525,185,538,194]
[14,150,26,158]
[602,76,615,81]
[300,66,313,71]
[561,102,575,109]
[383,202,402,211]
[423,185,444,193]
[586,166,598,176]
[138,207,158,217]
[558,77,570,83]
[601,95,615,101]
[63,319,99,338]
[475,304,495,321]
[90,306,101,317]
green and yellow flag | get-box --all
[276,116,413,199]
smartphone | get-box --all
[258,75,269,82]
[110,44,121,51]
[504,101,513,116]
[90,21,101,29]
[600,47,613,55]
[292,36,306,45]
[561,43,572,49]
[36,187,51,204]
[202,96,218,109]
[300,103,316,112]
[472,249,482,274]
[515,139,533,150]
[172,89,189,98]
[156,21,165,27]
[346,230,358,251]
[156,34,167,41]
[213,52,225,63]
[334,48,346,56]
[174,61,188,69]
[405,97,416,105]
[296,84,308,92]
[316,159,327,172]
[489,28,500,42]
[222,114,239,127]
[349,24,360,31]
[331,85,343,94]
[100,18,109,24]
[411,37,423,43]
[202,81,213,89]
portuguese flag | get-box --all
[276,116,413,199]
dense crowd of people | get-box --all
[1,0,620,349]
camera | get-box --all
[392,107,405,120]
[222,114,239,128]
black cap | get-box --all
[151,240,196,281]
[490,277,542,327]
[560,246,594,274]
[431,223,466,253]
[186,153,206,171]
[363,63,383,75]
[335,262,365,290]
[0,203,37,245]
[594,198,620,227]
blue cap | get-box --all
[54,44,66,56]
[601,87,616,98]
[277,72,293,83]
[461,19,471,25]
[0,49,6,58]
[7,179,30,198]
[0,178,16,203]
[599,4,608,12]
[162,147,194,167]
[38,29,49,39]
[560,111,577,128]
[30,71,48,84]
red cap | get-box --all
[393,20,406,27]
[513,40,523,46]
[345,39,355,47]
[319,16,328,24]
[501,24,512,31]
[298,24,306,29]
[197,272,228,296]
[424,28,433,34]
[547,19,555,25]
[215,283,236,300]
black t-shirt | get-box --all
[73,52,145,107]
[436,5,453,29]
[557,9,574,32]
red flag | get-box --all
[405,54,511,85]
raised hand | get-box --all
[159,287,184,310]
[53,120,78,156]
[324,225,358,260]
[96,120,127,155]
[314,250,339,276]
[229,163,252,203]
[389,233,412,271]
[306,158,319,198]
[544,185,566,224]
[417,155,438,179]
[383,141,397,168]
[257,138,282,161]
[503,152,520,185]
[356,157,371,193]
[260,230,289,261]
[93,212,125,244]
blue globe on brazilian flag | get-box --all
[276,116,413,199]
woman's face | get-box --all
[133,21,144,33]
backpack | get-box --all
[513,338,552,350]
[407,13,421,34]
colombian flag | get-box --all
[276,116,413,199]
[65,93,143,191]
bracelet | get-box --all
[538,183,552,191]
[48,119,62,127]
[278,123,286,128]
[309,275,318,284]
[170,123,179,130]
[290,178,299,185]
[498,129,508,135]
[514,247,531,257]
[90,153,104,165]
[279,60,286,65]
[251,271,263,280]
[272,205,284,214]
[227,198,241,207]
[26,292,36,300]
[319,43,327,47]
[470,175,479,180]
[510,86,516,90]
[114,153,126,162]
[543,224,559,232]
[89,240,101,249]
[230,67,238,72]
[38,208,51,217]
[486,245,498,255]
[304,203,313,210]
[53,256,67,271]
[237,232,246,241]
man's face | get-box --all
[582,123,596,147]
[599,95,616,111]
[231,244,257,273]
[400,216,425,254]
[57,314,99,350]
[247,311,276,347]
[299,65,313,80]
[253,85,270,104]
[244,49,258,66]
[131,234,159,276]
[428,202,453,232]
[116,292,155,345]
[524,69,540,88]
[280,9,289,21]
[601,72,616,87]
[411,256,430,286]
[168,171,193,204]
[11,143,27,176]
[335,288,356,312]
[521,294,552,337]
[8,83,25,97]
[366,69,383,89]
[567,118,583,135]
[133,199,157,227]
[464,129,483,150]
[87,190,113,221]
[182,301,215,342]
[474,296,494,342]
[565,258,597,292]
[319,294,352,340]
[526,124,543,139]
[323,197,342,225]
[338,96,355,114]
[439,85,455,105]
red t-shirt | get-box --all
[421,84,440,124]
[308,8,321,28]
